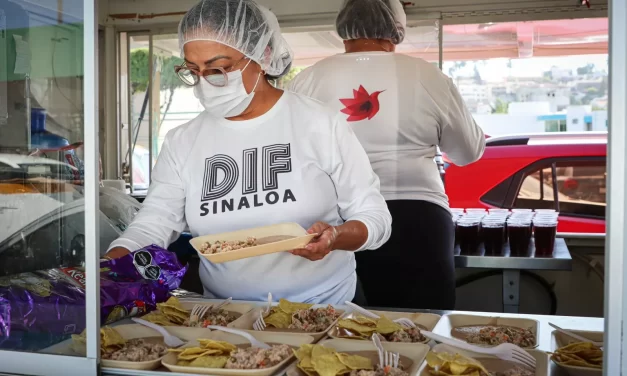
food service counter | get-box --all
[98,298,603,376]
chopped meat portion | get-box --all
[350,365,408,376]
[199,237,257,254]
[496,366,534,376]
[102,339,168,362]
[289,305,341,332]
[185,308,238,327]
[386,327,426,343]
[225,344,291,369]
[465,326,535,347]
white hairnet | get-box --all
[178,0,293,78]
[336,0,407,45]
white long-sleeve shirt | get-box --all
[288,52,485,210]
[109,91,392,304]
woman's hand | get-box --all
[291,222,339,261]
[104,247,131,260]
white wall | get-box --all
[474,114,545,136]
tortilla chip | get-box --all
[425,351,489,376]
[351,315,378,326]
[338,319,377,336]
[294,344,315,368]
[375,316,404,335]
[552,341,604,369]
[177,347,216,360]
[176,360,192,366]
[264,310,293,329]
[70,331,87,356]
[312,344,337,359]
[160,306,189,324]
[312,353,348,376]
[336,353,373,370]
[188,355,230,368]
[197,339,237,352]
[142,311,174,326]
[100,327,126,348]
[158,296,187,314]
[278,299,314,314]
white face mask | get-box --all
[193,60,262,118]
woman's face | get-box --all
[183,40,262,93]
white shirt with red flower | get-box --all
[288,52,485,210]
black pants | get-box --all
[355,200,456,310]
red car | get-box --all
[443,132,607,233]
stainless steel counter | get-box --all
[455,238,572,270]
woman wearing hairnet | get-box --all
[105,0,392,304]
[289,0,485,309]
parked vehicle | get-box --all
[443,132,607,233]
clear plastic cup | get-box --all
[512,208,533,213]
[534,209,557,213]
[457,218,481,256]
[466,208,488,214]
[481,218,506,256]
[534,218,558,257]
[507,218,532,256]
[488,208,510,215]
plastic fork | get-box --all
[549,323,604,348]
[132,318,186,348]
[190,297,233,326]
[253,293,273,331]
[420,330,536,370]
[371,334,400,368]
[345,301,416,328]
[206,325,271,349]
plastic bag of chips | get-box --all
[0,244,187,351]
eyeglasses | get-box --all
[174,56,249,87]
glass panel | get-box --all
[555,160,606,218]
[152,34,198,164]
[443,18,608,136]
[126,34,151,194]
[0,0,90,354]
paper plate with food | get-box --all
[139,296,253,330]
[419,344,549,376]
[189,223,317,264]
[329,311,440,344]
[432,315,539,349]
[550,341,602,376]
[285,339,429,376]
[230,298,344,340]
[161,329,315,376]
[71,325,171,370]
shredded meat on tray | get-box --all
[496,366,534,376]
[102,339,168,362]
[199,237,257,254]
[384,327,426,343]
[184,308,238,327]
[289,305,341,332]
[225,344,291,369]
[350,365,408,376]
[465,326,535,347]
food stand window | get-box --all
[0,0,99,375]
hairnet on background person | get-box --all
[178,0,293,78]
[336,0,406,45]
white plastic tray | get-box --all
[431,313,540,348]
[190,223,316,264]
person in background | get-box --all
[105,0,392,304]
[288,0,485,309]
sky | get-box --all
[443,54,608,82]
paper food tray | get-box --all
[551,329,603,376]
[431,313,540,349]
[328,310,441,344]
[229,304,344,341]
[285,338,430,376]
[47,324,173,371]
[161,330,315,376]
[190,223,316,264]
[418,343,550,376]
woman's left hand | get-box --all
[291,222,338,261]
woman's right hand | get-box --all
[105,247,131,260]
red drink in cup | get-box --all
[482,221,505,256]
[458,218,481,255]
[508,219,532,257]
[533,216,558,257]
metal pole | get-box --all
[148,34,153,183]
[604,0,627,374]
[83,0,101,363]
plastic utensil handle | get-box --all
[206,325,265,345]
[214,297,233,310]
[344,302,380,319]
[421,330,493,355]
[548,323,598,344]
[132,318,172,338]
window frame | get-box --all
[481,156,606,220]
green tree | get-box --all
[492,99,509,114]
[577,63,595,76]
[276,66,305,89]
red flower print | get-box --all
[339,85,385,122]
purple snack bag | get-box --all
[0,245,187,351]
[100,244,188,291]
